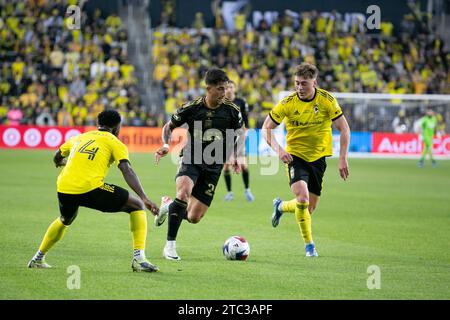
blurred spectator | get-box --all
[7,105,23,126]
[36,106,56,126]
[392,109,411,134]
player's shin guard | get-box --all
[38,217,68,254]
[130,210,147,250]
[167,198,187,241]
[295,202,313,244]
[281,198,297,213]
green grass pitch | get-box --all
[0,149,449,299]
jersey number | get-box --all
[205,183,215,197]
[78,140,99,160]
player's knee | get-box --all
[223,168,231,175]
[187,210,204,224]
[60,215,74,226]
[308,204,316,214]
[295,193,309,203]
[176,189,190,202]
[134,198,145,211]
[188,216,202,224]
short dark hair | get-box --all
[295,63,318,79]
[98,109,121,127]
[204,68,229,85]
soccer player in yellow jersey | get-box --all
[262,63,351,257]
[28,110,160,272]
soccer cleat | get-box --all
[27,259,52,269]
[131,258,159,272]
[224,192,234,201]
[305,243,319,257]
[244,189,255,202]
[271,198,283,228]
[417,160,424,168]
[154,196,172,227]
[432,160,437,168]
[163,245,181,261]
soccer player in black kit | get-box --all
[154,68,245,260]
[223,80,254,202]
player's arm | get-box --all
[333,115,350,181]
[118,160,159,215]
[53,149,67,167]
[53,137,74,167]
[262,116,293,164]
[155,121,177,164]
[155,104,190,164]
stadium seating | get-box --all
[0,0,150,126]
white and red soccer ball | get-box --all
[223,236,250,261]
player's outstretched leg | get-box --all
[271,198,283,227]
[130,209,159,272]
[28,217,68,268]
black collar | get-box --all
[298,88,317,102]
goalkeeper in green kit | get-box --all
[418,109,438,168]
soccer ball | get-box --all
[223,236,250,260]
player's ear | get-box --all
[113,123,121,136]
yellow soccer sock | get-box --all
[295,202,313,244]
[281,198,298,213]
[130,210,147,251]
[38,217,68,254]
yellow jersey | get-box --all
[57,130,129,194]
[269,88,343,162]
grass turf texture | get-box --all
[0,149,449,299]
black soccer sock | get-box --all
[224,169,232,192]
[242,168,249,189]
[167,198,188,241]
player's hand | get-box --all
[144,198,159,216]
[339,157,349,181]
[232,156,245,174]
[278,149,293,164]
[155,145,169,165]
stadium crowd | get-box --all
[153,5,449,129]
[0,0,160,127]
[0,1,448,131]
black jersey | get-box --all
[171,97,243,165]
[232,97,249,128]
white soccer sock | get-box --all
[166,240,176,249]
[33,250,45,261]
[133,249,146,261]
[277,202,283,212]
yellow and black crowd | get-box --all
[1,1,448,130]
[153,6,449,129]
[0,0,160,127]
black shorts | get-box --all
[286,155,327,196]
[176,163,223,207]
[58,183,129,223]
